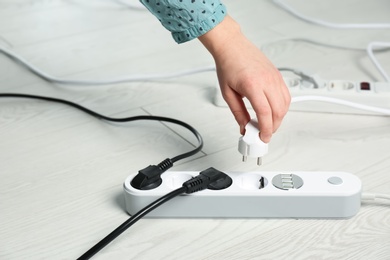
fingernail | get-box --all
[260,133,271,143]
[240,125,246,135]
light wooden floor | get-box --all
[1,0,390,259]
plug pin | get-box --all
[257,157,262,166]
[242,155,247,162]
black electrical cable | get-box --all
[0,93,212,259]
[0,93,203,163]
[77,167,229,259]
[77,186,187,260]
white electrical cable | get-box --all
[262,38,390,82]
[367,42,390,82]
[361,193,390,201]
[273,0,390,29]
[0,1,389,115]
[375,194,390,201]
[2,39,388,86]
[0,46,215,85]
[267,1,390,82]
[261,37,367,52]
[291,95,390,115]
[2,44,390,115]
[1,1,389,85]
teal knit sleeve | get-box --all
[139,0,227,44]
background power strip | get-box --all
[213,78,390,115]
[123,171,362,219]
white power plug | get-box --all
[238,119,268,165]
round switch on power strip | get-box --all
[328,176,343,185]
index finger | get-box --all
[248,92,273,143]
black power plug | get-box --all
[203,167,233,190]
[131,159,173,190]
[183,167,232,193]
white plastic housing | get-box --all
[123,171,362,219]
[238,119,268,158]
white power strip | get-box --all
[213,78,390,115]
[123,170,362,218]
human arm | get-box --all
[198,15,291,143]
[140,1,291,142]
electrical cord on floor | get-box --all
[0,39,388,84]
[0,93,203,188]
[0,45,216,85]
[0,1,389,85]
[77,167,229,260]
[361,193,390,202]
[272,0,390,29]
[271,0,390,82]
[290,95,390,115]
[78,187,185,260]
[367,42,390,82]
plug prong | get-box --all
[257,157,262,166]
[242,155,247,162]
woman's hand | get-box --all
[199,16,291,143]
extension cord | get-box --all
[123,170,362,218]
[213,78,390,115]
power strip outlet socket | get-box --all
[123,171,362,219]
